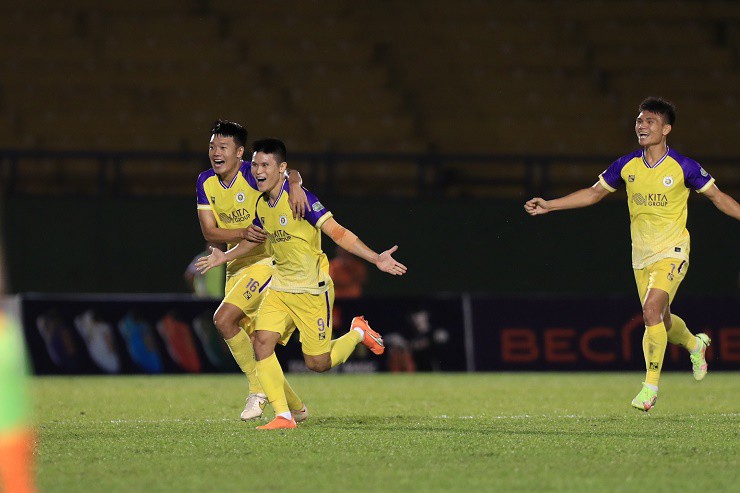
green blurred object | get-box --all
[0,312,31,431]
[187,249,226,299]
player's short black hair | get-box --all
[638,97,676,126]
[211,120,247,148]
[252,138,287,163]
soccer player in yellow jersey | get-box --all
[197,121,310,421]
[525,97,740,411]
[197,138,407,430]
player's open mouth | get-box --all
[213,159,225,166]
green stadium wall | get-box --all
[2,197,738,296]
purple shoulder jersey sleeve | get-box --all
[670,149,714,191]
[599,151,639,190]
[196,169,214,206]
[302,188,331,226]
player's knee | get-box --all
[212,310,238,338]
[642,303,664,326]
[304,357,331,373]
[212,312,227,333]
[252,337,273,360]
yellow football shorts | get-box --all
[223,259,274,334]
[254,285,335,356]
[633,257,688,304]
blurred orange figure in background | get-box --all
[329,246,368,299]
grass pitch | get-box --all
[34,372,739,493]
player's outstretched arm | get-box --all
[524,182,609,216]
[195,240,258,274]
[703,184,740,220]
[321,217,407,276]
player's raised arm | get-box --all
[524,182,610,216]
[320,217,407,276]
[703,184,740,220]
[196,239,259,274]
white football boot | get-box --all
[240,393,267,420]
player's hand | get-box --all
[376,245,407,276]
[524,197,550,216]
[288,182,310,220]
[195,246,227,274]
[244,224,267,242]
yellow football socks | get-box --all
[255,353,289,415]
[643,322,668,387]
[330,330,363,368]
[224,329,264,395]
[284,378,303,412]
[667,314,698,352]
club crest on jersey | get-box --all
[628,175,635,182]
[235,191,246,203]
[279,215,288,226]
[662,176,674,187]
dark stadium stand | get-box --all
[2,0,740,197]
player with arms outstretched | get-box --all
[525,97,740,411]
[198,138,407,429]
[197,120,309,421]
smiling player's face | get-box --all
[208,134,243,179]
[635,110,671,147]
[251,151,287,196]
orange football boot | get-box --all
[351,316,385,355]
[256,416,297,430]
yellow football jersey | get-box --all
[196,161,270,276]
[254,180,333,294]
[599,147,715,268]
